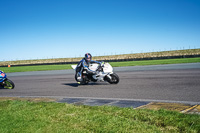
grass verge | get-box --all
[109,57,200,67]
[0,100,199,133]
[1,57,200,73]
[1,64,75,73]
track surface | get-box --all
[1,63,200,104]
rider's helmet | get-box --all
[85,53,92,63]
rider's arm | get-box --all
[90,60,101,64]
[91,60,105,68]
[82,60,96,74]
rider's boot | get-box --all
[77,72,82,83]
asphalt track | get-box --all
[1,63,200,108]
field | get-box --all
[0,100,199,133]
[1,57,200,73]
[0,49,200,66]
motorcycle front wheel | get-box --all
[3,79,15,89]
[107,73,119,84]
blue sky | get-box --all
[0,0,200,61]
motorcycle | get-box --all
[0,70,15,89]
[71,62,119,85]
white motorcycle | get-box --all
[71,62,119,85]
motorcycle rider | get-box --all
[76,53,101,83]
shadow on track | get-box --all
[62,82,109,87]
[62,83,79,87]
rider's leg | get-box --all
[77,67,83,82]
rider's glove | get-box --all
[101,61,105,67]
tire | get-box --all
[4,79,15,89]
[107,73,119,84]
[0,84,4,89]
[80,81,89,85]
[75,73,79,82]
[75,73,88,85]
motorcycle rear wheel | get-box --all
[75,73,89,85]
[4,79,15,89]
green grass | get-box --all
[109,57,200,67]
[0,100,199,133]
[1,57,200,73]
[1,64,75,73]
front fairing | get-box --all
[0,71,7,82]
[102,63,113,73]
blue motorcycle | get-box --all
[0,70,15,89]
